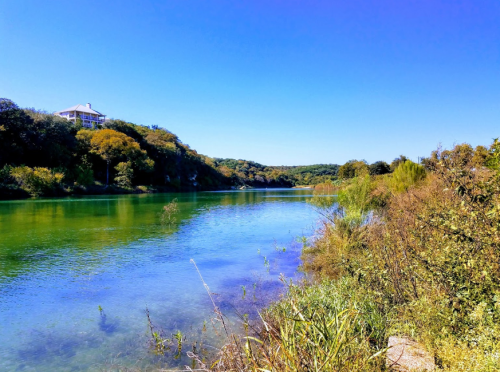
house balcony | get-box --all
[66,114,103,121]
[80,115,104,122]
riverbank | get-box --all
[193,141,500,372]
[0,182,312,201]
[0,182,233,200]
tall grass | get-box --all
[304,176,372,279]
[190,277,387,372]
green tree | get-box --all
[338,162,355,179]
[338,160,368,179]
[0,98,35,166]
[486,138,500,171]
[472,145,489,167]
[74,155,94,186]
[114,161,133,188]
[369,161,391,175]
[390,155,408,172]
[23,108,76,169]
[75,116,83,131]
[75,165,94,186]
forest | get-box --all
[1,98,402,199]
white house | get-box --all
[54,103,106,128]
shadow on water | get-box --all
[192,242,306,323]
[99,309,119,335]
[195,257,236,271]
[17,329,98,365]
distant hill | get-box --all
[213,159,339,187]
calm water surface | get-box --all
[0,189,320,371]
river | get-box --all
[0,189,320,371]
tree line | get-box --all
[0,98,229,197]
[1,98,413,198]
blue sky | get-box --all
[1,0,499,166]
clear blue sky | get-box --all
[1,0,499,166]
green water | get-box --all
[0,189,320,371]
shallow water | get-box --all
[0,189,321,371]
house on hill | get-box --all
[54,103,106,128]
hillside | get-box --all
[0,98,394,199]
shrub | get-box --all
[159,198,179,225]
[0,164,12,185]
[10,166,64,196]
[337,176,372,227]
[304,176,373,279]
[301,142,500,371]
[390,160,426,192]
[114,161,133,188]
[75,165,94,186]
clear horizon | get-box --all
[1,0,499,166]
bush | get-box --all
[0,164,12,185]
[114,161,133,188]
[159,198,179,225]
[10,166,64,196]
[390,160,426,192]
[304,176,373,279]
[75,165,94,186]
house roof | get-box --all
[55,104,104,116]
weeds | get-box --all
[263,256,270,272]
[187,261,386,371]
[159,198,179,225]
[145,307,171,355]
[241,285,246,299]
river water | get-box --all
[0,189,321,371]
